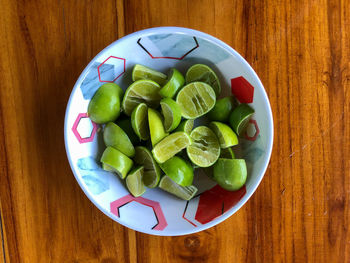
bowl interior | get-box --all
[64,27,273,236]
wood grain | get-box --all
[0,0,349,262]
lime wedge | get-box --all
[122,79,161,115]
[160,98,182,132]
[126,166,146,197]
[220,147,235,159]
[148,108,168,146]
[209,121,238,148]
[176,82,216,119]
[229,104,255,136]
[116,118,139,145]
[159,68,185,98]
[175,119,194,134]
[186,126,220,167]
[103,122,135,157]
[100,147,133,179]
[159,156,194,186]
[131,103,149,140]
[152,132,192,163]
[207,96,237,122]
[213,158,247,191]
[102,163,114,172]
[88,83,123,124]
[132,64,167,85]
[159,176,198,200]
[185,64,221,96]
[134,146,162,188]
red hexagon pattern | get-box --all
[97,56,126,82]
[231,76,254,103]
[72,113,98,143]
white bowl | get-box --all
[64,27,273,236]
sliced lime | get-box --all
[100,147,133,179]
[116,118,139,145]
[159,156,194,186]
[159,176,198,200]
[209,121,238,148]
[122,79,161,116]
[132,64,167,85]
[148,108,168,146]
[207,96,237,122]
[131,103,149,140]
[152,132,192,163]
[187,126,220,167]
[103,122,135,157]
[185,64,221,96]
[126,166,146,197]
[176,82,216,119]
[102,163,114,172]
[220,147,235,159]
[159,68,185,98]
[175,119,194,134]
[160,98,182,132]
[229,104,255,136]
[213,158,247,191]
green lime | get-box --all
[134,146,162,188]
[152,132,192,163]
[209,121,238,148]
[229,104,255,136]
[207,96,237,122]
[185,64,221,96]
[220,147,235,159]
[159,68,185,98]
[126,166,146,197]
[100,147,133,179]
[116,118,139,145]
[187,126,220,167]
[148,108,168,146]
[102,163,114,172]
[122,79,161,115]
[131,103,149,140]
[132,64,167,85]
[103,122,135,157]
[159,176,198,200]
[160,98,182,132]
[159,156,194,186]
[88,83,123,124]
[176,82,216,119]
[175,119,194,134]
[213,158,247,191]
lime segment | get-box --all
[122,79,161,115]
[229,104,255,136]
[131,103,149,140]
[220,147,235,159]
[159,176,198,200]
[132,64,167,85]
[209,121,238,148]
[175,119,194,134]
[213,158,247,191]
[102,163,114,172]
[187,126,220,167]
[185,64,221,96]
[159,156,194,186]
[207,96,237,122]
[116,119,139,145]
[126,166,146,197]
[103,122,135,157]
[159,68,185,98]
[152,132,192,163]
[160,98,182,132]
[176,82,216,119]
[100,147,133,179]
[148,108,168,146]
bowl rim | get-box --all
[64,26,274,236]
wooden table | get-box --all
[0,0,349,262]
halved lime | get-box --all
[102,163,114,172]
[185,64,221,96]
[207,96,237,122]
[116,118,139,145]
[103,122,135,157]
[229,104,255,136]
[176,82,216,119]
[159,68,185,98]
[187,126,220,167]
[134,146,162,188]
[159,156,194,186]
[152,132,192,163]
[160,98,182,132]
[131,103,149,140]
[220,147,235,159]
[213,158,247,191]
[126,166,146,197]
[175,119,194,134]
[159,176,198,200]
[100,147,133,179]
[209,121,238,148]
[122,79,161,115]
[148,108,168,146]
[132,64,167,85]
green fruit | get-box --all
[159,176,198,200]
[159,156,194,186]
[213,158,247,191]
[160,98,182,132]
[132,64,167,85]
[116,119,139,145]
[100,147,133,179]
[103,122,135,157]
[229,104,255,136]
[207,96,237,122]
[148,108,168,146]
[159,68,185,98]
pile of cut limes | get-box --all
[88,64,254,200]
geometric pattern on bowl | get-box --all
[71,113,98,143]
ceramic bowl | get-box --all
[64,27,273,236]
